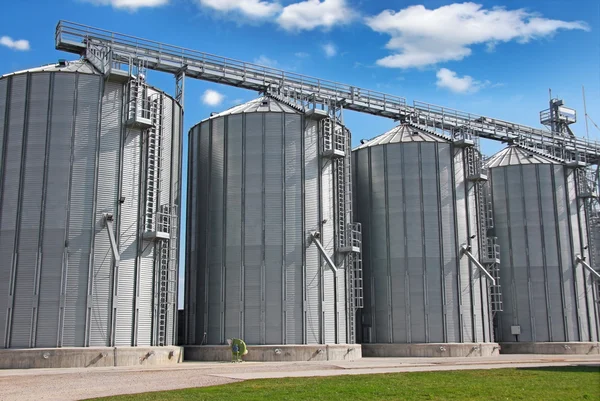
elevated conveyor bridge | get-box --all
[55,20,600,164]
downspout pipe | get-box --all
[576,254,600,281]
[460,244,495,285]
[310,231,338,276]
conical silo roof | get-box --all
[354,123,450,150]
[485,145,563,168]
[202,96,301,122]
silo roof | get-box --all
[1,59,99,78]
[201,96,301,122]
[485,145,563,168]
[354,123,450,150]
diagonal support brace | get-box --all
[103,213,120,263]
[460,244,495,285]
[310,231,338,275]
[576,254,600,280]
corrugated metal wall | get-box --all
[0,66,182,349]
[186,106,348,345]
[491,162,600,342]
[354,141,492,344]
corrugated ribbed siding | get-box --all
[386,144,406,343]
[421,144,443,343]
[224,115,242,341]
[454,149,472,342]
[208,117,225,344]
[1,75,27,347]
[304,120,320,344]
[63,74,101,347]
[186,126,198,343]
[37,73,76,348]
[284,114,303,344]
[243,113,262,344]
[322,159,335,344]
[11,73,51,348]
[439,144,459,343]
[264,113,283,345]
[354,150,371,341]
[89,80,121,346]
[196,123,210,342]
[537,165,564,341]
[466,173,483,342]
[116,123,141,346]
[369,146,390,343]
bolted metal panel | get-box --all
[305,119,320,344]
[421,143,443,343]
[115,124,141,346]
[186,125,198,343]
[37,73,77,348]
[454,148,473,342]
[208,116,225,344]
[224,114,242,341]
[90,80,121,346]
[284,113,303,344]
[243,113,262,344]
[264,113,284,345]
[11,73,50,348]
[1,74,27,347]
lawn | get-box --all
[90,366,599,401]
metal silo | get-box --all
[488,145,600,350]
[354,124,499,357]
[185,97,363,354]
[0,60,182,355]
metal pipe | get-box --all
[103,213,120,263]
[460,244,496,285]
[310,232,338,275]
[576,255,600,280]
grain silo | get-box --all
[0,60,182,368]
[354,124,500,357]
[185,96,363,361]
[487,145,600,353]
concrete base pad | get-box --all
[500,342,600,355]
[362,343,500,358]
[0,346,183,369]
[185,344,361,362]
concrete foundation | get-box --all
[185,344,362,362]
[499,342,600,355]
[0,347,183,369]
[361,343,501,358]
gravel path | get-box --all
[1,355,598,401]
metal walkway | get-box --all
[55,20,600,164]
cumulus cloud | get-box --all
[202,89,225,106]
[322,43,337,58]
[83,0,168,10]
[197,0,281,19]
[0,36,30,51]
[436,68,489,94]
[277,0,356,31]
[366,3,589,68]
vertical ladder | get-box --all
[157,205,178,346]
[145,95,163,233]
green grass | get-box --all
[90,366,599,401]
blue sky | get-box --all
[1,0,599,307]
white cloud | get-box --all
[83,0,168,10]
[322,43,337,58]
[277,0,356,31]
[295,52,310,58]
[202,89,225,106]
[253,55,278,67]
[436,68,490,94]
[0,36,30,51]
[197,0,281,19]
[366,3,589,68]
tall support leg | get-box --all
[175,69,186,105]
